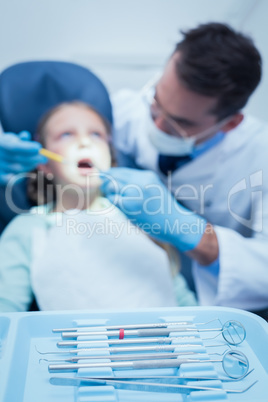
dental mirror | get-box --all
[221,320,246,345]
[222,350,249,379]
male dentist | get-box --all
[102,23,268,317]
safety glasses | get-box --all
[142,75,233,143]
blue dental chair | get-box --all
[0,61,113,234]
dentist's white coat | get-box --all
[112,90,268,310]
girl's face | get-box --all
[40,104,111,189]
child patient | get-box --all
[0,84,197,312]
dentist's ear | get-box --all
[221,113,244,133]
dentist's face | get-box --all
[154,52,220,139]
[41,104,111,189]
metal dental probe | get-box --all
[57,336,198,347]
[61,327,222,339]
[53,319,222,333]
[37,343,225,355]
[49,357,224,372]
[53,321,196,333]
[41,350,227,363]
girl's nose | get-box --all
[79,133,92,147]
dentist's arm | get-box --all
[101,167,218,265]
[187,222,219,266]
[0,131,47,184]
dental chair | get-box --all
[0,61,113,234]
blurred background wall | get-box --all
[0,0,267,120]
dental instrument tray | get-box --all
[0,306,267,401]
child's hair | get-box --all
[27,101,115,205]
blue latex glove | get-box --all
[101,167,207,252]
[0,131,47,184]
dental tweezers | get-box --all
[50,376,258,394]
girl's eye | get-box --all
[90,131,102,138]
[60,132,72,139]
[90,131,109,142]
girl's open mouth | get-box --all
[77,158,95,175]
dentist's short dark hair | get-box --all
[174,22,262,119]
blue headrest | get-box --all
[0,61,113,137]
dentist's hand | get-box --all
[0,131,47,184]
[101,167,207,252]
